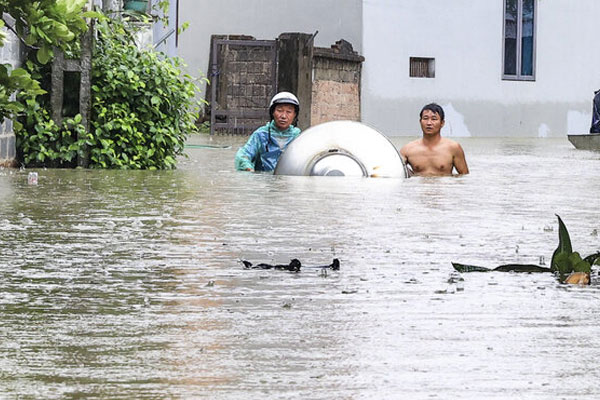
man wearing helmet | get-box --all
[235,92,301,171]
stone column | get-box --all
[277,33,315,130]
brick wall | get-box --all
[310,40,364,126]
[207,35,363,134]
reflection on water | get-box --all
[2,136,600,399]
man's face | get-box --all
[420,109,444,136]
[273,104,296,131]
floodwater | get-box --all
[1,135,600,400]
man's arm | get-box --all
[234,133,261,171]
[452,143,469,175]
[399,145,409,164]
[399,145,414,176]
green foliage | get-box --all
[550,215,572,264]
[552,252,590,278]
[0,0,90,121]
[1,0,89,62]
[453,215,597,284]
[0,64,45,123]
[584,252,600,266]
[15,59,84,168]
[16,12,201,170]
[196,121,211,134]
[550,215,592,281]
[86,17,200,169]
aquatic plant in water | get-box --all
[550,215,598,283]
[453,215,599,284]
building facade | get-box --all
[362,0,600,137]
[178,0,600,137]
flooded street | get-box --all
[2,135,600,399]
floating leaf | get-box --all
[551,215,572,273]
[452,263,490,272]
[583,252,600,266]
[494,264,551,273]
[452,262,550,273]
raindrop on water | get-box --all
[21,217,33,225]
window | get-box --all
[410,57,435,78]
[503,0,536,80]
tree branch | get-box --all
[1,16,41,50]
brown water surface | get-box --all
[1,136,600,399]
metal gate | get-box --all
[209,38,278,135]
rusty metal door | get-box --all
[209,38,278,135]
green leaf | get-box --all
[493,264,551,273]
[556,215,573,253]
[551,215,573,273]
[573,259,591,273]
[82,11,105,20]
[583,252,600,266]
[569,252,591,273]
[36,47,53,64]
[552,252,571,276]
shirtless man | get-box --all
[400,103,469,176]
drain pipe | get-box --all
[153,28,175,49]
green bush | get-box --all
[15,60,82,168]
[16,14,201,169]
[0,0,92,122]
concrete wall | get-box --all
[0,26,21,166]
[177,0,363,103]
[362,0,600,137]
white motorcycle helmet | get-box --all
[269,91,300,122]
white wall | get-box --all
[151,0,177,56]
[178,0,363,104]
[362,0,600,137]
[0,23,22,162]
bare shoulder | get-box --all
[441,137,465,152]
[400,138,422,153]
[442,138,469,174]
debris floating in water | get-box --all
[27,172,38,185]
[452,262,552,273]
[240,258,340,273]
[564,271,590,285]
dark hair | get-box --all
[419,103,445,121]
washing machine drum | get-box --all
[274,120,408,178]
